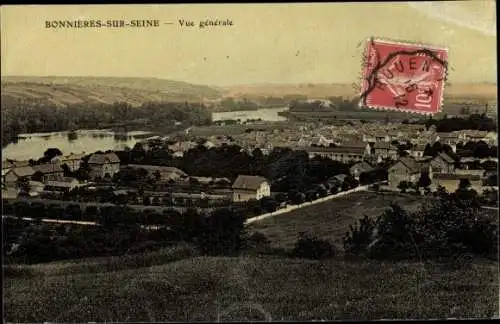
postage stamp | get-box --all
[359,37,448,115]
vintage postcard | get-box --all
[1,2,498,322]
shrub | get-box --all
[344,190,498,260]
[245,231,272,253]
[197,208,247,256]
[343,214,377,257]
[397,181,410,193]
[366,204,420,259]
[291,232,337,260]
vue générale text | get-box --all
[45,19,234,29]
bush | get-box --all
[344,190,498,260]
[291,232,337,260]
[245,231,271,253]
[343,214,377,257]
[197,208,247,256]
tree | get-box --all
[458,178,471,190]
[198,208,246,256]
[397,181,409,193]
[181,208,205,241]
[42,148,63,162]
[260,196,278,213]
[274,192,287,205]
[341,181,350,192]
[292,232,337,259]
[417,172,432,190]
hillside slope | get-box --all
[1,76,222,107]
[4,254,498,322]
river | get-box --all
[2,107,289,161]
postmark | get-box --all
[359,37,448,115]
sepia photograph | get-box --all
[1,2,499,322]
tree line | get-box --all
[343,186,498,260]
[1,99,212,147]
[114,143,358,193]
[417,113,497,132]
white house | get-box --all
[232,175,271,202]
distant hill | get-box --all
[1,76,495,111]
[221,82,497,101]
[1,76,222,107]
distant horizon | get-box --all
[2,74,497,88]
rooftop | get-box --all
[232,175,268,190]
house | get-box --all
[28,181,45,194]
[375,134,390,142]
[88,152,121,180]
[387,131,403,142]
[435,132,460,145]
[455,169,486,178]
[168,141,198,153]
[459,130,489,143]
[350,161,374,180]
[482,132,498,146]
[124,164,188,182]
[388,156,431,187]
[44,177,81,192]
[3,160,31,168]
[362,133,376,143]
[3,166,36,187]
[51,152,86,172]
[327,174,348,187]
[372,142,398,160]
[2,187,20,200]
[432,173,484,193]
[311,135,333,147]
[430,152,456,174]
[303,146,367,163]
[32,163,65,182]
[409,144,427,159]
[172,151,184,158]
[232,175,271,202]
[341,141,372,155]
[458,157,480,170]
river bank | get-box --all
[2,107,290,161]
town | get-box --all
[3,115,498,220]
[2,2,498,322]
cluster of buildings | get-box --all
[1,152,121,198]
[2,149,273,204]
[2,120,497,204]
[387,152,496,193]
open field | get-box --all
[1,76,221,106]
[4,253,498,321]
[248,191,429,250]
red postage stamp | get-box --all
[359,38,448,115]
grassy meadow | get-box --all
[4,253,498,322]
[4,191,499,321]
[248,191,427,250]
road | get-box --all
[2,215,164,230]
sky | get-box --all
[1,2,497,86]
